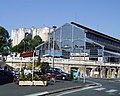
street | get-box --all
[0,80,89,96]
[0,78,120,96]
[52,78,120,96]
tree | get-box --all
[12,35,43,53]
[32,35,43,49]
[0,26,10,58]
[38,62,50,73]
[11,45,18,53]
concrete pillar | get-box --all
[78,66,84,78]
[83,66,86,83]
[90,68,94,77]
[111,68,116,78]
[107,68,112,78]
[67,65,71,74]
[63,64,69,73]
[90,68,96,77]
[78,67,81,78]
[117,68,120,78]
[101,67,106,78]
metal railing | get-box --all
[5,57,120,68]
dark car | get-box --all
[45,68,70,80]
[0,69,14,84]
[45,72,56,81]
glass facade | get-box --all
[49,23,86,59]
[49,23,104,60]
[36,23,120,63]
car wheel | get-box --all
[62,76,65,80]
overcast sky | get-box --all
[0,0,120,40]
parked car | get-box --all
[45,72,56,81]
[45,68,70,80]
[0,69,14,84]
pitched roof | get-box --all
[71,22,120,43]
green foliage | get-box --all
[27,74,32,81]
[7,39,12,52]
[27,63,32,70]
[0,26,10,57]
[19,62,49,81]
[19,71,25,81]
[19,70,32,81]
[11,45,18,52]
[33,74,40,81]
[38,62,50,73]
[40,74,47,81]
[12,35,43,53]
[32,35,43,49]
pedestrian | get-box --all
[24,67,32,76]
[24,68,29,76]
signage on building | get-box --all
[70,53,88,56]
[20,52,33,57]
[35,50,39,56]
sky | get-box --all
[0,0,120,40]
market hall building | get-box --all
[35,22,120,78]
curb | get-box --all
[38,83,96,96]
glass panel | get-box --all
[61,40,72,49]
[73,40,84,49]
[73,26,85,40]
[55,28,60,41]
[61,24,72,40]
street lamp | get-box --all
[83,33,86,83]
[32,50,35,81]
[52,25,57,69]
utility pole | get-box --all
[52,25,57,69]
[83,32,86,83]
[32,50,35,81]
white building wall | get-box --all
[11,27,53,47]
[11,28,31,47]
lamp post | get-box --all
[52,25,57,69]
[83,33,86,83]
[32,50,35,81]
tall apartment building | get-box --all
[11,27,53,47]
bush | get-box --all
[19,71,25,81]
[40,74,47,81]
[33,74,40,81]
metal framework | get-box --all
[35,22,120,64]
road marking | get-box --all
[24,91,49,96]
[93,87,106,91]
[57,86,99,96]
[105,89,117,93]
[86,80,102,87]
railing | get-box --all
[5,57,120,68]
[41,58,120,67]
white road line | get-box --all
[93,87,106,91]
[57,86,99,96]
[86,80,102,87]
[24,91,49,96]
[106,89,118,93]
